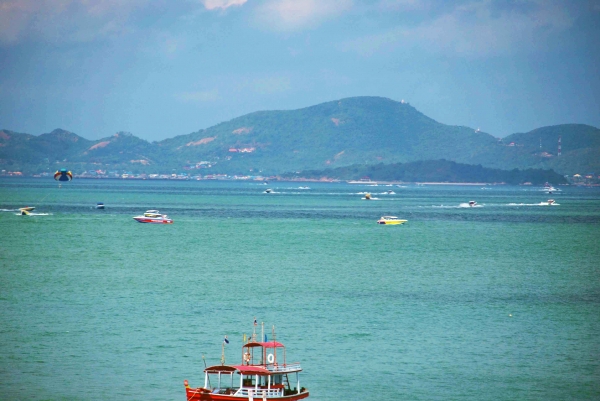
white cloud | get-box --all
[201,0,247,11]
[344,0,578,57]
[254,0,353,31]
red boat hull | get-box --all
[185,387,309,401]
[133,217,173,224]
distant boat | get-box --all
[377,216,407,225]
[363,193,372,200]
[264,189,273,194]
[96,202,105,209]
[19,206,35,212]
[298,186,310,190]
[468,201,477,207]
[133,210,173,224]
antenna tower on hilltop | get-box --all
[558,136,562,157]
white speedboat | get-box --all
[468,201,477,207]
[133,210,173,224]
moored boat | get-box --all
[377,216,407,225]
[184,323,309,401]
[133,210,173,224]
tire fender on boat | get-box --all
[267,353,274,363]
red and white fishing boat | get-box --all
[184,323,309,401]
[132,210,173,224]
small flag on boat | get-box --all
[223,335,229,344]
[264,334,268,342]
[254,317,257,326]
[243,333,247,343]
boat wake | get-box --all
[507,202,560,207]
[15,212,52,216]
[459,203,483,208]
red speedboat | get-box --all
[132,210,173,224]
[184,324,309,400]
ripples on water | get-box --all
[1,178,599,400]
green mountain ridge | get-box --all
[1,96,598,175]
[284,159,568,185]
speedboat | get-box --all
[184,322,309,401]
[132,210,173,224]
[96,202,105,209]
[468,201,477,207]
[264,189,273,193]
[377,216,407,225]
[19,206,35,212]
[547,199,556,205]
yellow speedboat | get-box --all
[377,216,407,225]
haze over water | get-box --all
[1,178,599,400]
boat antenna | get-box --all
[261,322,264,343]
[202,355,212,388]
[272,325,276,365]
[221,336,228,365]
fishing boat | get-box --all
[132,210,173,224]
[184,323,309,401]
[377,216,407,225]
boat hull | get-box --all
[185,388,309,401]
[133,217,173,224]
[377,220,406,225]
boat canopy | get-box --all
[204,365,238,374]
[232,365,272,375]
[204,364,275,376]
[244,341,284,348]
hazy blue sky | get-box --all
[1,0,598,141]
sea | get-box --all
[1,178,599,401]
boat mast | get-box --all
[272,325,276,365]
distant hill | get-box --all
[1,97,598,175]
[282,159,568,185]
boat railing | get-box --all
[236,388,282,397]
[266,362,302,373]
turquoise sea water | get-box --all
[1,178,599,400]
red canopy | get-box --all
[244,341,285,348]
[232,365,272,375]
[204,365,238,373]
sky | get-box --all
[0,0,599,142]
